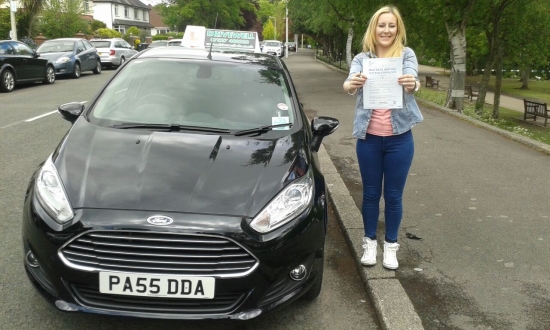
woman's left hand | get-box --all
[398,74,417,93]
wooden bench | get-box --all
[465,85,478,101]
[523,99,549,126]
[425,76,439,89]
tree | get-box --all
[96,28,122,38]
[36,0,88,39]
[262,19,275,40]
[90,19,107,33]
[157,0,256,31]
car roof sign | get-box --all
[182,25,261,53]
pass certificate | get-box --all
[362,58,403,109]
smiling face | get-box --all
[375,13,398,56]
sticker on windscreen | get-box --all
[277,103,289,111]
[272,116,290,130]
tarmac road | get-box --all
[284,49,550,330]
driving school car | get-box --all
[22,26,339,320]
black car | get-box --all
[22,45,339,320]
[287,42,297,52]
[0,40,56,92]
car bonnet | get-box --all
[53,119,307,218]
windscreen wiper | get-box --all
[234,123,293,136]
[112,123,231,134]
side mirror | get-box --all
[58,102,85,123]
[310,116,339,152]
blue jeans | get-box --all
[356,130,414,243]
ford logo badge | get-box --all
[146,215,174,226]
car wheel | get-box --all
[72,62,81,79]
[0,69,15,93]
[301,260,324,301]
[93,60,102,74]
[119,56,126,67]
[43,65,56,84]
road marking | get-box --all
[25,110,58,122]
[1,110,58,129]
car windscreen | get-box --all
[148,41,168,48]
[89,58,295,131]
[37,41,74,53]
[265,42,280,47]
[90,41,111,48]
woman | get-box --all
[343,5,423,270]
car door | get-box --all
[78,40,96,71]
[1,42,24,81]
[123,40,136,58]
[11,42,44,80]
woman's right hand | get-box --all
[345,72,367,94]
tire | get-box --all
[71,62,81,79]
[93,60,102,74]
[43,65,55,84]
[0,69,15,92]
[119,56,126,67]
[301,261,324,301]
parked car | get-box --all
[261,40,284,58]
[148,40,169,48]
[36,38,101,78]
[167,39,184,46]
[23,43,339,320]
[286,42,297,52]
[89,38,137,69]
[0,40,55,92]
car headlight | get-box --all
[250,169,314,233]
[55,57,70,64]
[35,156,74,223]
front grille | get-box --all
[59,231,258,277]
[72,284,247,314]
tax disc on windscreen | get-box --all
[277,103,289,111]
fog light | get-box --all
[55,300,77,311]
[26,251,40,268]
[230,309,262,320]
[289,265,307,281]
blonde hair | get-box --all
[362,6,407,58]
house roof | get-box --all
[93,0,149,10]
[148,6,169,28]
[114,18,154,28]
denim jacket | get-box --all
[345,47,424,138]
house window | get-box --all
[134,8,139,19]
[83,1,89,12]
[124,6,129,18]
[142,10,146,21]
[114,5,118,16]
[114,25,126,35]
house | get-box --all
[148,5,170,36]
[83,0,153,35]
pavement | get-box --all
[283,49,550,329]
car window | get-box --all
[91,41,111,48]
[90,59,295,130]
[0,42,15,55]
[82,40,93,50]
[265,42,280,47]
[37,41,75,53]
[11,42,33,56]
[77,41,86,52]
[124,41,132,48]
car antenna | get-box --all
[207,13,219,60]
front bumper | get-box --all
[53,62,75,75]
[22,188,326,319]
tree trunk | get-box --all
[520,67,529,89]
[445,22,467,112]
[475,58,493,115]
[492,48,503,119]
[345,24,353,69]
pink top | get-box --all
[367,109,393,136]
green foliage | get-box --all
[0,9,11,39]
[125,26,141,38]
[96,28,122,38]
[36,0,89,38]
[262,20,275,40]
[90,19,107,32]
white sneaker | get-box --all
[361,237,378,266]
[383,242,400,270]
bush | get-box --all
[96,28,122,38]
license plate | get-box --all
[99,272,215,299]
